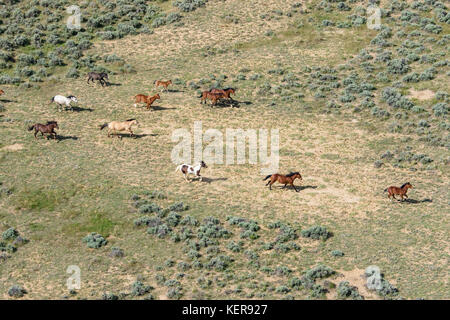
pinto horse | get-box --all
[155,80,172,91]
[100,119,139,138]
[384,182,413,201]
[175,161,208,182]
[87,72,109,87]
[263,172,303,192]
[28,121,59,139]
[133,93,160,110]
[200,91,226,106]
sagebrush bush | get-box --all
[337,281,364,300]
[301,226,332,240]
[2,228,19,241]
[131,280,152,296]
[8,285,26,298]
[82,233,107,249]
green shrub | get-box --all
[2,228,19,241]
[301,226,332,241]
[82,233,107,249]
[131,281,152,296]
[8,285,26,298]
[337,281,364,300]
[173,0,208,12]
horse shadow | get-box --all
[0,99,16,103]
[211,99,252,108]
[167,89,184,93]
[150,105,176,111]
[200,177,228,184]
[114,133,156,139]
[278,185,317,191]
[106,82,121,87]
[56,135,79,142]
[70,106,94,112]
[402,198,432,204]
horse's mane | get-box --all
[286,172,299,177]
[67,95,75,99]
[126,118,136,122]
[400,182,410,188]
[46,121,57,124]
[223,87,235,91]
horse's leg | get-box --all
[34,130,38,139]
[291,182,299,192]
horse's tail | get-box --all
[384,188,388,192]
[100,123,108,130]
[49,96,55,104]
[28,124,35,131]
[263,174,272,181]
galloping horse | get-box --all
[87,72,109,87]
[384,182,413,201]
[263,172,303,192]
[50,95,78,112]
[100,119,139,138]
[133,93,160,110]
[175,161,208,182]
[210,88,236,100]
[200,91,226,106]
[154,80,172,92]
[28,121,59,139]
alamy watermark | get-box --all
[171,121,279,175]
[66,5,81,30]
[367,4,382,30]
[66,265,81,290]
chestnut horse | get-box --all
[100,119,139,138]
[28,121,59,139]
[155,80,172,91]
[200,91,226,105]
[210,88,236,100]
[263,172,303,192]
[134,93,160,110]
[384,182,413,201]
[0,89,4,96]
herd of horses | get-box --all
[1,71,414,201]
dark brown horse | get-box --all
[155,80,172,91]
[200,91,227,105]
[133,93,160,110]
[87,72,109,87]
[28,121,59,139]
[263,172,303,192]
[210,88,236,100]
[385,182,413,201]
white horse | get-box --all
[50,95,78,112]
[175,161,208,182]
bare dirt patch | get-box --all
[408,89,435,101]
[1,144,23,152]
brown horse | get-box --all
[155,80,172,91]
[263,172,303,192]
[200,91,226,106]
[384,182,413,201]
[134,93,160,110]
[210,88,236,100]
[28,121,59,139]
[0,89,4,96]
